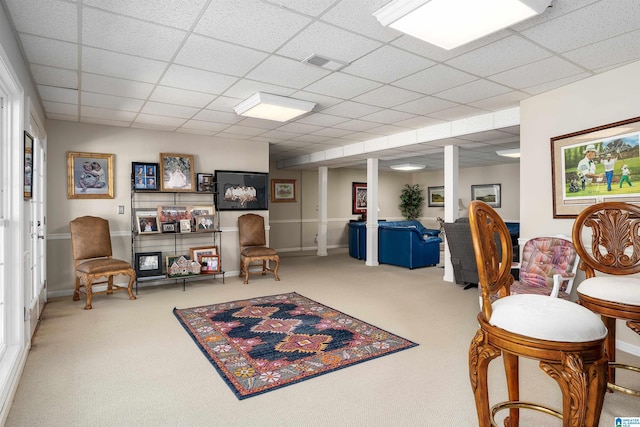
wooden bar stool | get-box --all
[468,201,608,426]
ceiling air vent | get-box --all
[302,54,348,71]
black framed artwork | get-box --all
[352,182,367,215]
[24,131,33,200]
[214,170,268,211]
[132,162,159,191]
[134,251,163,277]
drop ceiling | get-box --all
[3,0,640,171]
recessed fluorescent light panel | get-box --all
[234,92,316,122]
[374,0,552,50]
[496,148,520,158]
[390,163,426,171]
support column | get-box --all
[443,145,459,282]
[317,166,328,256]
[366,158,379,266]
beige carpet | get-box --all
[6,249,640,426]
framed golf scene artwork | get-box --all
[551,116,640,217]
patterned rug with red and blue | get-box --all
[173,292,418,400]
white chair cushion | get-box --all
[490,294,607,342]
[578,276,640,305]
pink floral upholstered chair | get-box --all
[510,236,579,299]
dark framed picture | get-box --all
[271,179,297,202]
[67,151,114,199]
[551,116,640,218]
[134,252,163,277]
[427,186,444,207]
[161,222,177,233]
[214,170,268,211]
[198,254,221,274]
[160,153,195,192]
[471,184,501,208]
[352,182,367,215]
[24,131,33,200]
[197,173,214,192]
[132,162,159,191]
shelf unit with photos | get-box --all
[130,182,224,292]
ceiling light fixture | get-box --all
[373,0,552,50]
[496,148,521,158]
[233,92,316,122]
[390,163,426,171]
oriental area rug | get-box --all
[173,292,418,400]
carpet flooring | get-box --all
[174,292,418,399]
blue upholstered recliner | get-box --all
[377,221,442,269]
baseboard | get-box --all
[617,339,640,357]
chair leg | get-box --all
[469,329,501,427]
[272,255,280,281]
[503,352,520,426]
[242,259,250,285]
[82,275,93,310]
[73,276,81,301]
[602,316,617,384]
[541,352,607,427]
[126,271,136,301]
[261,260,267,275]
[107,276,114,294]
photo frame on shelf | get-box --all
[159,153,195,192]
[195,214,216,231]
[271,179,297,202]
[190,246,219,273]
[471,184,501,208]
[551,116,640,218]
[352,182,367,215]
[134,252,163,277]
[132,162,159,191]
[157,205,191,223]
[24,131,33,200]
[136,212,161,234]
[214,170,268,210]
[198,254,220,274]
[180,219,192,233]
[67,151,114,199]
[166,254,199,277]
[161,222,177,233]
[197,173,214,192]
[427,186,444,207]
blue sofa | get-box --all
[377,221,442,269]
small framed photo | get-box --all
[271,179,297,202]
[427,186,445,207]
[166,254,200,277]
[24,131,33,200]
[134,252,163,277]
[161,222,177,233]
[67,151,114,199]
[132,162,159,191]
[199,254,220,274]
[197,173,214,192]
[157,205,191,223]
[160,153,195,192]
[195,214,216,231]
[136,212,160,234]
[180,219,192,233]
[352,182,367,215]
[471,184,501,208]
[190,246,218,272]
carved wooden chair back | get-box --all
[237,214,280,285]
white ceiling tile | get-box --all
[511,0,600,31]
[522,0,640,52]
[180,120,230,133]
[5,0,77,42]
[277,22,381,63]
[246,56,330,89]
[43,100,78,116]
[46,113,78,122]
[564,29,640,71]
[334,119,383,132]
[359,109,416,125]
[150,86,215,108]
[304,73,381,99]
[81,116,131,128]
[521,72,591,95]
[82,47,167,83]
[82,8,187,61]
[194,0,311,51]
[175,34,269,76]
[38,85,78,104]
[288,134,332,144]
[274,0,338,17]
[277,122,324,134]
[445,36,552,77]
[468,91,529,111]
[312,127,357,138]
[489,56,585,89]
[368,124,409,136]
[234,117,282,130]
[258,129,303,140]
[83,0,208,30]
[295,113,348,127]
[20,35,77,69]
[31,64,77,89]
[393,64,477,95]
[321,0,400,42]
[161,65,238,95]
[192,109,241,124]
[141,101,199,119]
[353,85,423,108]
[435,80,512,104]
[218,125,267,137]
[319,101,381,119]
[428,105,486,122]
[131,121,179,132]
[81,92,144,111]
[223,80,296,100]
[175,128,214,136]
[81,73,154,99]
[80,106,137,121]
[291,91,343,110]
[343,45,435,83]
[134,113,185,127]
[206,96,243,112]
[395,116,445,129]
[393,96,458,115]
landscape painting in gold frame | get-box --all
[67,151,114,199]
[271,179,297,202]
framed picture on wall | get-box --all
[471,184,501,208]
[160,153,195,192]
[132,162,159,191]
[551,116,640,218]
[352,182,367,215]
[67,151,114,199]
[271,179,297,202]
[214,170,268,210]
[24,131,33,200]
[197,173,214,192]
[427,186,444,207]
